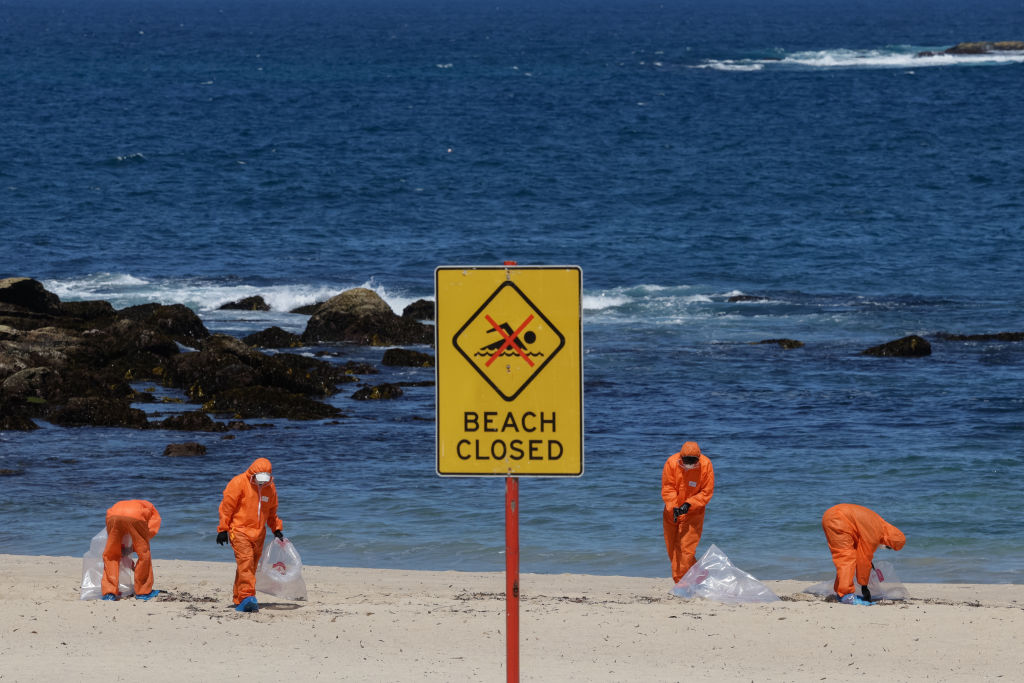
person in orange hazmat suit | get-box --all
[661,441,715,583]
[217,457,285,612]
[102,499,161,601]
[822,503,905,605]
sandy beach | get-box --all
[1,554,1021,682]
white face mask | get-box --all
[682,463,698,471]
[253,472,271,486]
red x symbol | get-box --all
[484,314,535,367]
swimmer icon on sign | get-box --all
[454,281,565,401]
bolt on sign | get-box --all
[435,265,583,476]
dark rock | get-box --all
[290,301,325,315]
[157,411,229,432]
[381,348,435,367]
[203,386,343,420]
[352,383,404,400]
[0,398,38,430]
[0,277,62,315]
[117,303,210,347]
[219,296,271,311]
[60,300,117,321]
[402,299,435,321]
[861,335,932,357]
[918,41,1024,57]
[48,397,149,428]
[754,338,804,349]
[0,468,27,475]
[300,288,433,346]
[1,366,62,400]
[934,331,1024,342]
[163,441,207,457]
[728,295,770,303]
[242,326,303,348]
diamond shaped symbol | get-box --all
[453,281,565,401]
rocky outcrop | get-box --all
[0,279,368,427]
[48,397,149,428]
[934,331,1024,342]
[242,326,303,348]
[917,41,1024,57]
[728,295,769,303]
[754,338,804,349]
[203,386,343,420]
[381,348,435,367]
[301,288,433,346]
[163,441,207,457]
[117,303,210,347]
[861,335,932,357]
[352,383,404,400]
[402,299,435,321]
[219,296,270,311]
[290,301,325,315]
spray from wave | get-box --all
[694,45,1024,71]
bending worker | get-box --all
[661,441,715,583]
[217,457,285,613]
[102,499,161,601]
[822,503,905,605]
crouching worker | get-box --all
[822,503,905,605]
[217,458,284,612]
[102,499,161,601]
[661,441,715,583]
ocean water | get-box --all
[1,0,1023,584]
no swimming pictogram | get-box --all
[453,281,565,401]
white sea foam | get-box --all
[697,47,1024,71]
[41,273,427,316]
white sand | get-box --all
[1,554,1021,681]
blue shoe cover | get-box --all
[135,590,161,601]
[236,596,259,612]
[101,593,118,601]
[839,593,873,606]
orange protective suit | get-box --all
[661,442,715,583]
[218,458,284,605]
[822,503,905,597]
[102,499,161,597]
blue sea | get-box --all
[2,0,1023,584]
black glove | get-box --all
[217,531,228,546]
[861,585,871,602]
[673,503,691,522]
[273,529,284,540]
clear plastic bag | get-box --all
[80,528,136,600]
[255,537,307,600]
[672,544,779,603]
[803,560,908,600]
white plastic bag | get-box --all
[255,537,307,600]
[672,544,779,603]
[803,560,908,600]
[80,528,136,600]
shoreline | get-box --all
[2,554,1021,681]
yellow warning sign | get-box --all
[436,266,582,477]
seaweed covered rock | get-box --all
[754,338,804,349]
[0,277,62,316]
[242,326,303,348]
[861,335,932,357]
[48,397,148,428]
[402,299,435,321]
[203,386,343,420]
[934,331,1024,342]
[117,303,210,347]
[0,398,39,430]
[381,348,434,367]
[219,296,271,311]
[301,288,433,346]
[352,383,404,400]
[163,441,207,457]
[157,411,229,432]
